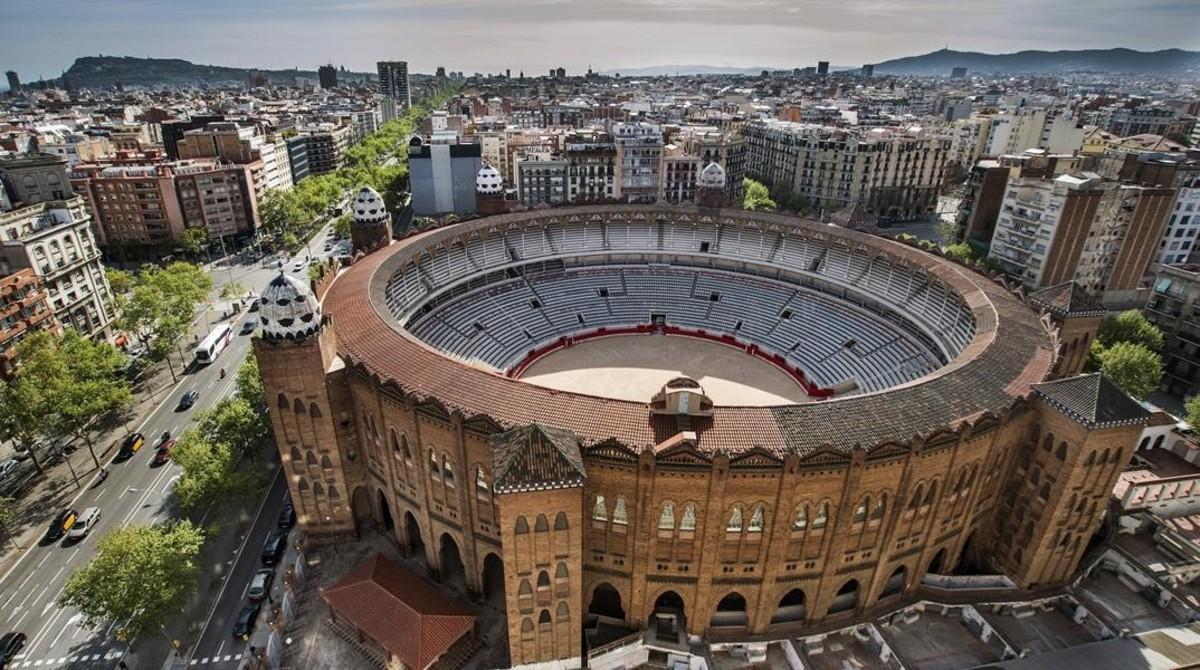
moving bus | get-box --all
[194,324,233,365]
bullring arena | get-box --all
[253,196,1151,668]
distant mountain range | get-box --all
[871,48,1200,75]
[56,56,376,89]
[604,48,1200,78]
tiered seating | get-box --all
[386,218,978,383]
[407,267,940,394]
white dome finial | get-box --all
[258,272,322,341]
[352,186,389,227]
[476,163,503,194]
[698,162,726,190]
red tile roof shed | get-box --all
[322,554,475,670]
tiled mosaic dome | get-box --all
[352,186,389,227]
[698,161,726,190]
[476,164,503,194]
[259,272,322,341]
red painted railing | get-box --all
[505,324,834,398]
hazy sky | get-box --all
[4,0,1199,80]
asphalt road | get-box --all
[0,221,340,670]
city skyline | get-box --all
[4,0,1200,81]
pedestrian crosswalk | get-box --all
[8,649,122,667]
[188,652,251,665]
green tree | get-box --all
[59,521,205,642]
[105,268,134,295]
[0,331,73,472]
[117,262,213,380]
[783,193,809,213]
[742,178,777,212]
[1185,394,1200,430]
[171,430,256,516]
[1096,341,1163,400]
[50,331,134,468]
[181,227,209,256]
[0,496,16,549]
[943,242,976,263]
[235,356,265,409]
[194,398,270,456]
[219,281,246,300]
[333,213,351,239]
[1098,310,1164,352]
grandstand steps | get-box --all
[768,233,784,261]
[463,243,480,269]
[544,228,558,253]
[810,248,826,273]
[657,219,665,250]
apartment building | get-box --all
[956,150,1083,244]
[660,147,701,204]
[982,108,1085,157]
[1097,103,1182,138]
[563,135,619,204]
[377,61,411,109]
[0,268,58,378]
[677,128,746,200]
[514,153,567,207]
[745,120,950,220]
[1146,264,1200,398]
[38,133,113,166]
[0,164,114,343]
[299,124,355,175]
[71,159,260,252]
[988,172,1175,307]
[613,122,663,203]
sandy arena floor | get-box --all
[517,334,812,406]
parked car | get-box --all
[240,319,256,335]
[0,459,18,480]
[247,568,275,602]
[152,439,176,466]
[42,509,78,543]
[117,432,145,460]
[177,390,200,411]
[0,631,27,668]
[290,261,304,273]
[66,507,101,541]
[261,532,287,566]
[232,603,261,639]
[249,299,260,312]
[278,503,296,530]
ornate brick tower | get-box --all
[253,272,365,544]
[1029,281,1106,378]
[492,424,585,667]
[992,374,1149,587]
[349,186,392,254]
[696,161,730,209]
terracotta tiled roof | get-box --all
[326,205,1055,457]
[491,424,586,493]
[322,554,474,670]
[1029,281,1106,317]
[1032,373,1151,429]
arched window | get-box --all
[1030,468,1041,486]
[853,496,870,523]
[1041,434,1053,452]
[813,502,829,529]
[871,494,887,520]
[554,512,568,530]
[401,435,412,464]
[520,618,534,638]
[793,504,808,530]
[305,451,318,468]
[535,515,549,532]
[592,495,607,521]
[555,562,568,585]
[538,609,551,625]
[1084,451,1096,466]
[659,502,675,530]
[442,456,454,486]
[297,477,309,492]
[1055,442,1068,461]
[289,446,302,469]
[1028,423,1041,446]
[309,403,321,418]
[475,465,488,491]
[429,450,440,479]
[328,484,339,499]
[1039,483,1051,501]
[321,455,333,471]
[536,571,550,591]
[313,481,324,496]
[293,397,304,414]
[556,601,569,621]
[909,484,925,510]
[680,503,697,532]
[277,393,288,409]
[727,505,743,532]
[390,431,402,456]
[748,504,765,532]
[1098,449,1111,465]
[613,497,628,525]
[924,482,938,506]
[515,517,530,534]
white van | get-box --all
[67,507,101,540]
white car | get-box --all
[290,261,305,273]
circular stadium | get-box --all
[261,197,1108,662]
